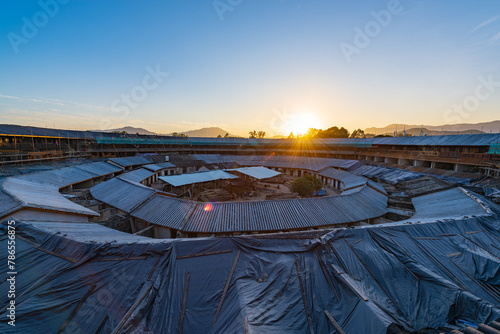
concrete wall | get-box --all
[154,225,172,239]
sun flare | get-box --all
[285,113,321,136]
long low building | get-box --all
[319,167,368,191]
[159,170,238,187]
[1,124,500,178]
[0,161,124,222]
[131,185,388,237]
[90,177,160,215]
[224,166,281,180]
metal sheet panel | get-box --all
[107,156,152,168]
[225,166,281,180]
[118,168,155,183]
[75,161,123,176]
[319,168,367,190]
[159,170,237,187]
[90,178,157,213]
[143,162,177,172]
[133,186,387,233]
[16,166,97,188]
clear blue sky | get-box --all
[1,0,499,136]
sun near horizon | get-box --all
[284,113,322,136]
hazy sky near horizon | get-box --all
[1,0,499,136]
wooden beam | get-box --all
[176,249,233,260]
[111,282,154,334]
[178,272,190,334]
[324,310,346,334]
[213,250,240,326]
[295,259,314,334]
[57,284,96,334]
[90,256,147,262]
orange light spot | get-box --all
[204,203,213,212]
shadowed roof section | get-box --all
[319,168,368,190]
[132,186,388,233]
[90,178,158,213]
[117,168,155,183]
[107,156,152,168]
[143,162,177,171]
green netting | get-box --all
[95,137,372,147]
[489,142,500,154]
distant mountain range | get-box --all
[92,126,156,135]
[364,120,500,136]
[164,127,234,138]
[94,121,500,138]
[94,126,234,138]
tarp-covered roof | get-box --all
[225,166,281,180]
[159,170,237,187]
[2,215,500,333]
[407,187,492,222]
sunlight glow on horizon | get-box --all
[285,113,322,136]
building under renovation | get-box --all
[1,124,500,333]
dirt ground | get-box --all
[194,174,340,202]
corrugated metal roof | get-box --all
[159,170,237,187]
[351,164,422,184]
[407,187,490,222]
[75,161,123,176]
[0,124,115,139]
[15,166,97,188]
[319,168,367,190]
[196,155,360,171]
[367,179,388,195]
[90,178,158,213]
[132,186,387,233]
[2,124,500,146]
[192,154,224,164]
[2,178,98,216]
[225,166,281,180]
[107,156,151,167]
[371,133,500,146]
[131,195,195,230]
[118,168,155,183]
[9,161,122,189]
[143,162,177,172]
